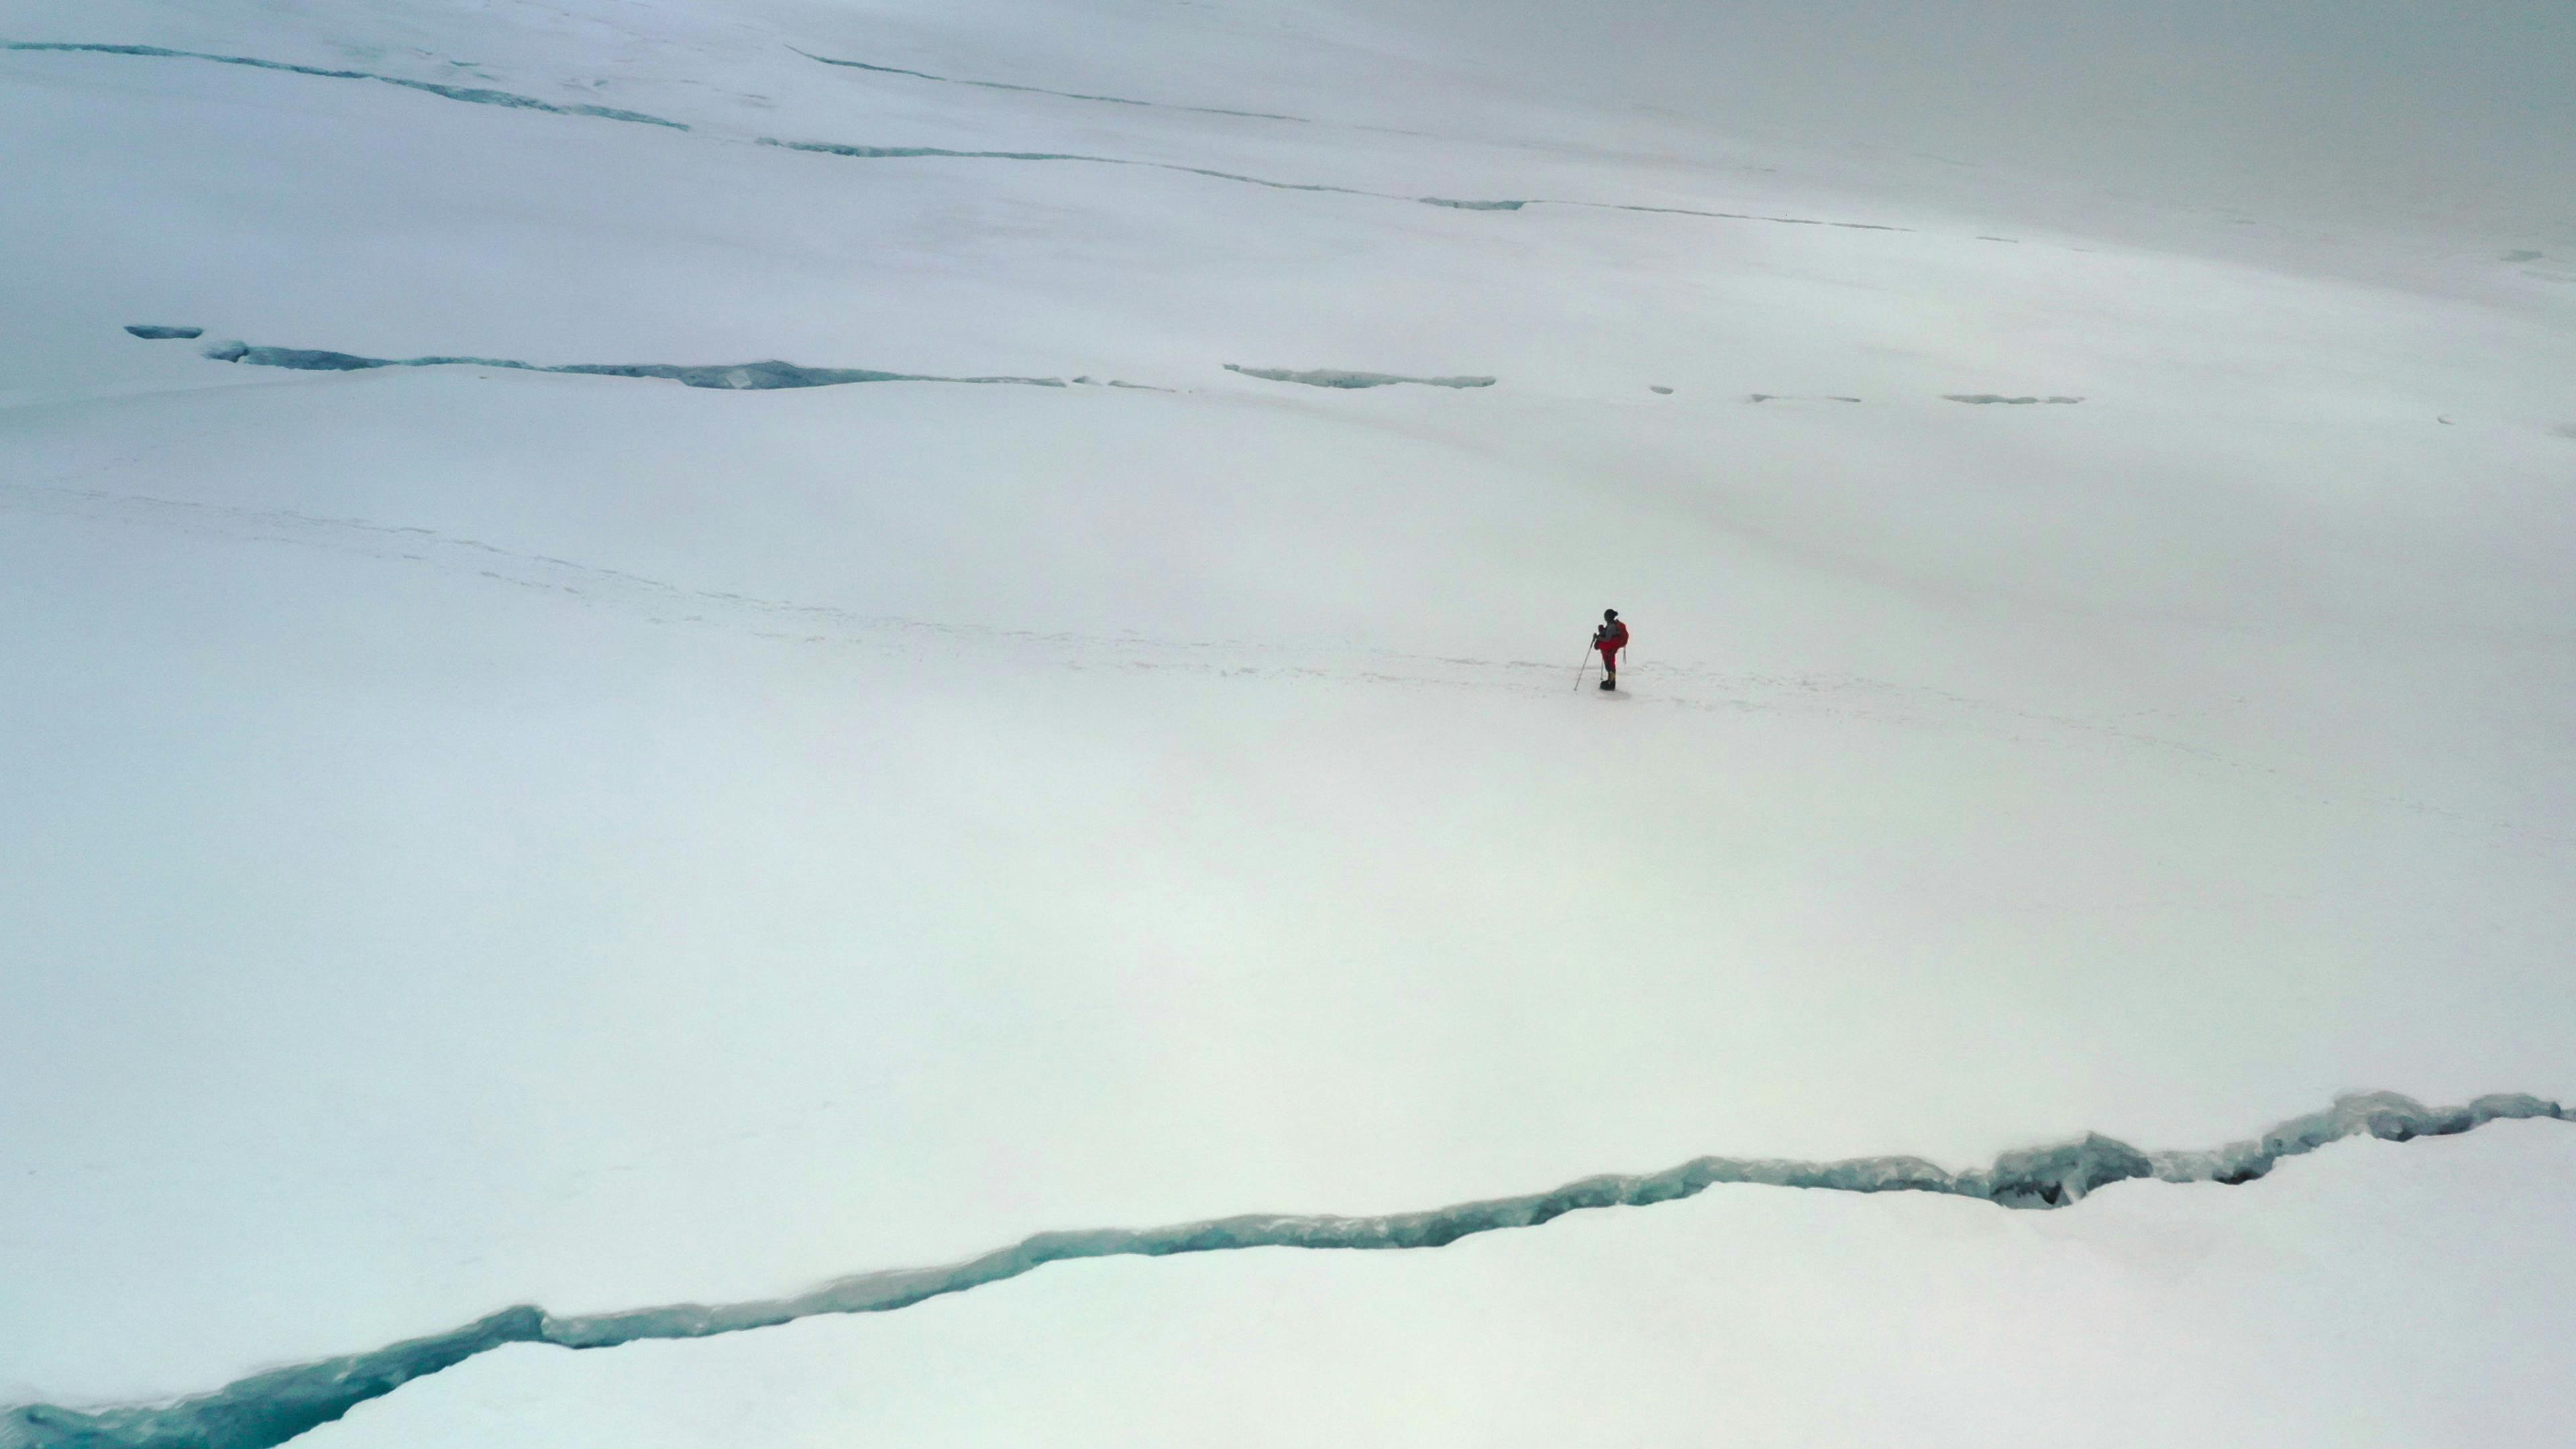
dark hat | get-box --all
[1603,608,1619,621]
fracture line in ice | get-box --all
[757,136,1909,229]
[755,134,1430,201]
[789,46,1310,123]
[0,42,688,128]
[786,47,1838,174]
[1224,365,1496,388]
[1570,200,1910,231]
[195,342,1067,391]
[3,41,1911,232]
[3,1093,2565,1449]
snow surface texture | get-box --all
[5,1093,2563,1449]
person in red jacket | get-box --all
[1592,608,1628,690]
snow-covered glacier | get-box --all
[3,0,2572,1444]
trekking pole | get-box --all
[1572,643,1593,692]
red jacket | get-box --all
[1595,619,1628,652]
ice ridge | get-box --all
[3,1092,2563,1449]
[1,43,688,129]
[197,341,1064,391]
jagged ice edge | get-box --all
[6,1091,2566,1449]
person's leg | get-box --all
[1599,647,1618,687]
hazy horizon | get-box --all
[1340,0,2576,240]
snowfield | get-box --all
[3,1,2572,1444]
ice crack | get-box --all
[2,42,688,129]
[5,44,1909,232]
[4,1091,2563,1449]
[1225,365,1496,389]
[754,138,1902,230]
[789,46,1309,123]
[195,341,1067,391]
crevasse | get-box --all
[6,1091,2565,1449]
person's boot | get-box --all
[1599,676,1615,691]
